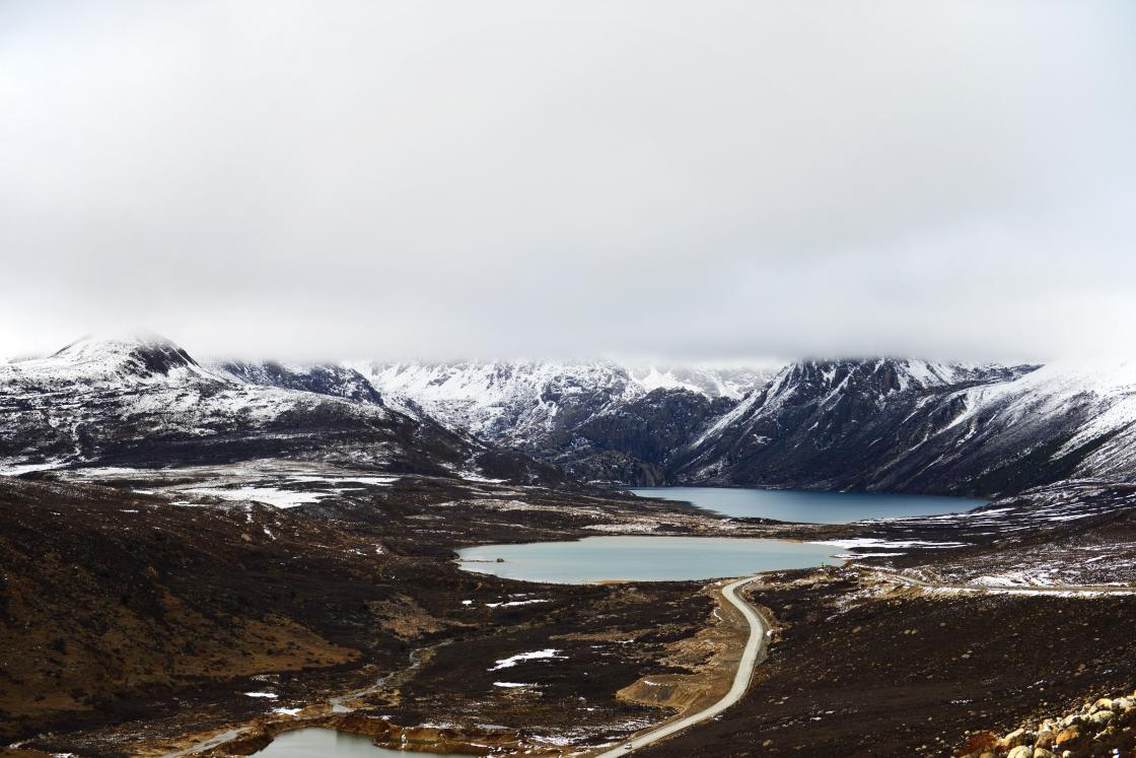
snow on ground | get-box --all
[489,649,564,671]
[44,463,403,509]
[585,522,660,534]
[484,599,549,608]
[921,584,1136,598]
[811,538,967,550]
[271,707,303,716]
[840,551,908,558]
[971,570,1066,588]
[457,470,507,484]
[0,460,66,476]
[287,474,399,487]
[181,486,327,509]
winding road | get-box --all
[596,575,767,757]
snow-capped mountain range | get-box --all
[670,358,1136,495]
[10,336,1136,497]
[0,336,560,484]
[344,361,781,483]
[346,361,775,429]
[346,357,1136,494]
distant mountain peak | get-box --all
[2,332,214,387]
[53,333,201,375]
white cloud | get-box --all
[2,1,1134,362]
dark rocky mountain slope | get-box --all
[14,342,1136,497]
[353,361,780,484]
[216,360,384,404]
[0,336,561,485]
[559,388,738,483]
[669,358,1136,496]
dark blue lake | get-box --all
[630,486,985,524]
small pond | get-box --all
[253,728,446,756]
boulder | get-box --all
[999,728,1036,749]
[1060,713,1084,728]
[1006,746,1032,758]
[960,731,1000,755]
[1053,724,1085,752]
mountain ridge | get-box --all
[0,336,564,486]
[668,358,1136,496]
[349,360,782,483]
[14,340,1136,497]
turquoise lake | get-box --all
[630,486,984,524]
[457,535,841,583]
[253,728,445,756]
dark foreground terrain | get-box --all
[646,571,1136,757]
[0,469,730,756]
[3,467,1136,756]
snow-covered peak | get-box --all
[346,359,778,443]
[1008,360,1136,396]
[345,361,630,438]
[687,358,1031,453]
[2,333,218,387]
[772,358,1018,396]
[938,360,1136,476]
[626,363,782,400]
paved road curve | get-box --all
[596,575,766,757]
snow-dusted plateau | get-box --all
[3,336,1136,757]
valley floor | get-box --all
[2,466,1135,757]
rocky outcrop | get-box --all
[217,360,384,404]
[550,389,738,484]
[961,691,1136,757]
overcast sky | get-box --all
[2,1,1135,363]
